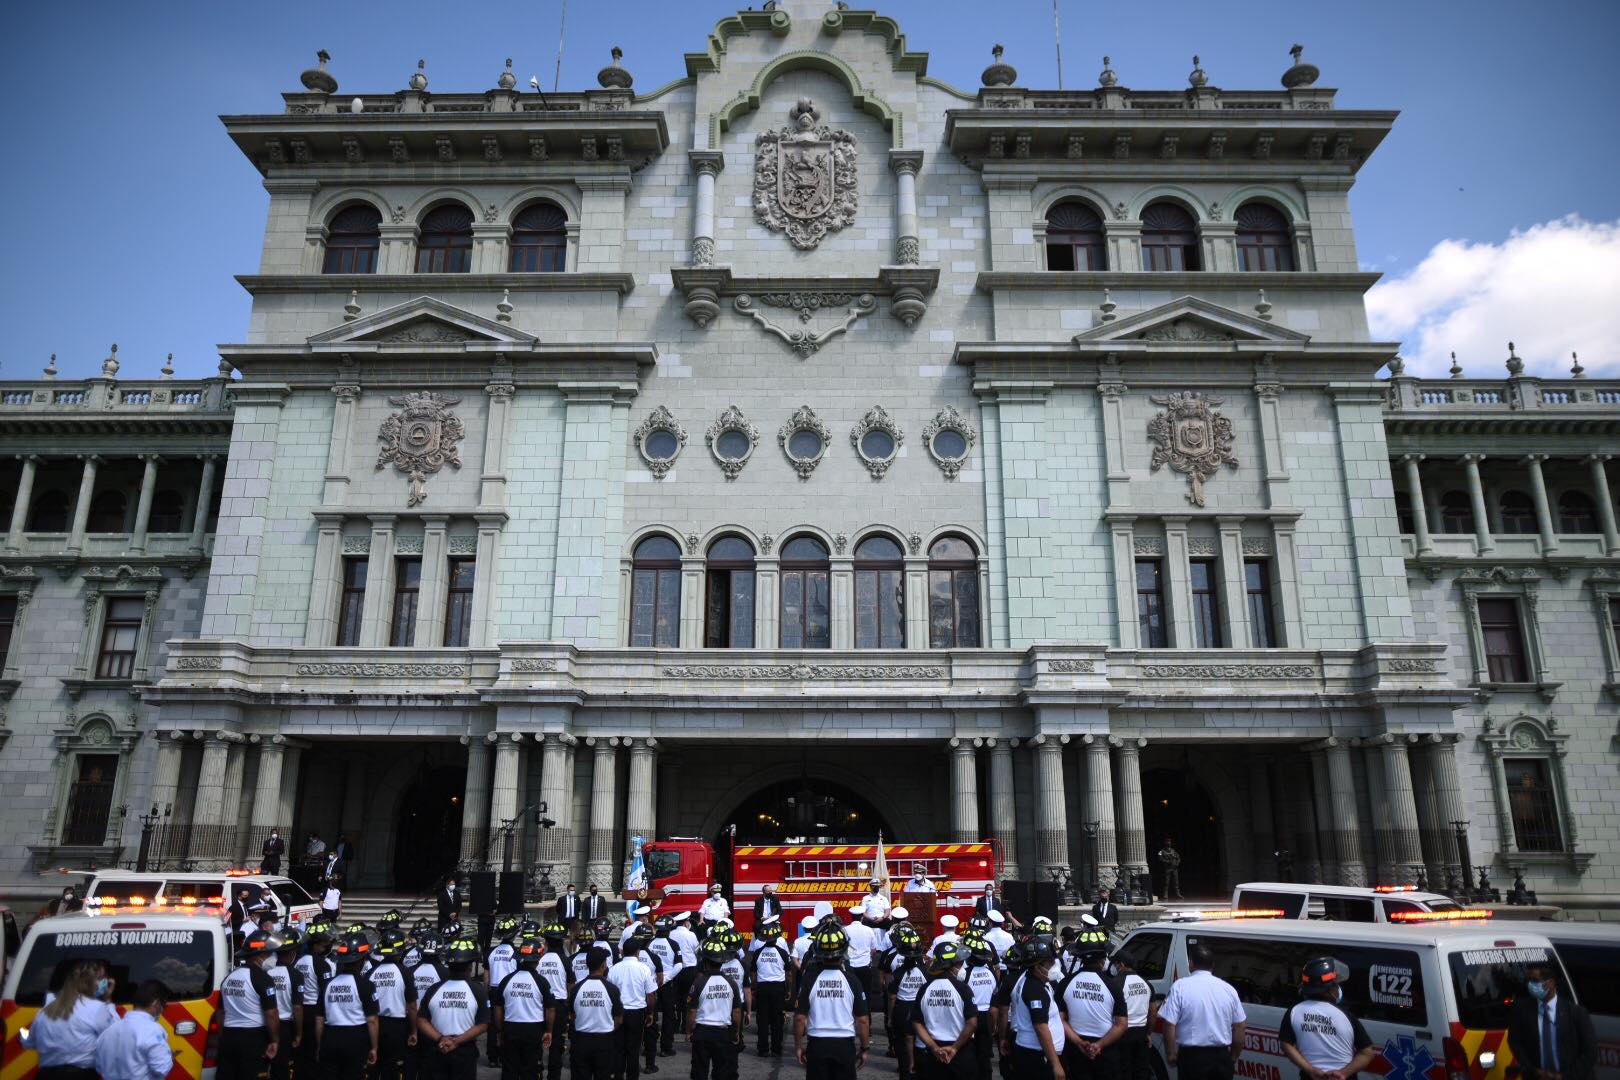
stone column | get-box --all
[129,455,160,554]
[149,731,186,816]
[65,454,100,554]
[987,739,1020,881]
[359,515,398,647]
[220,740,248,863]
[1246,754,1276,880]
[949,738,980,842]
[1525,454,1558,552]
[1380,735,1424,884]
[1323,740,1366,886]
[188,732,235,862]
[1589,456,1620,554]
[1114,737,1148,884]
[278,745,304,838]
[1426,735,1466,890]
[1361,741,1394,883]
[586,737,620,888]
[1084,736,1120,891]
[624,739,657,881]
[889,150,923,264]
[536,734,575,885]
[5,455,38,552]
[460,736,492,866]
[188,456,218,555]
[1401,455,1431,555]
[1409,743,1444,887]
[1462,454,1493,554]
[249,736,286,840]
[488,732,523,869]
[688,150,723,266]
[1033,735,1070,881]
[1308,749,1336,881]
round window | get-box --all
[931,428,968,461]
[643,429,679,460]
[715,429,752,461]
[860,429,896,461]
[788,428,824,460]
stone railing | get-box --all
[281,89,638,116]
[0,378,231,415]
[1385,376,1620,413]
[982,86,1335,112]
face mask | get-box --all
[95,978,112,999]
[1527,980,1548,1001]
[264,956,279,971]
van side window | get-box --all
[1205,935,1298,1008]
[1554,944,1620,1017]
[271,881,316,908]
[1317,897,1375,922]
[1115,932,1172,979]
[1382,899,1422,919]
[1233,890,1306,918]
[1205,935,1428,1024]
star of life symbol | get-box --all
[1378,1035,1439,1080]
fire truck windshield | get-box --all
[646,847,682,881]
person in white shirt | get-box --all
[23,959,119,1074]
[859,881,891,920]
[904,866,937,894]
[930,914,962,954]
[983,911,1016,964]
[1004,937,1064,1080]
[608,940,660,1080]
[1109,950,1155,1080]
[790,916,817,967]
[94,980,175,1080]
[698,886,730,932]
[1158,944,1246,1080]
[669,912,701,1034]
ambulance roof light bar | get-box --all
[1388,908,1492,922]
[1167,908,1286,923]
[1373,884,1418,893]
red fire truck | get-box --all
[637,838,999,937]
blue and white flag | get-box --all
[625,834,648,894]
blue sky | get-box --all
[3,0,1618,380]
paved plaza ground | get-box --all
[468,1027,910,1080]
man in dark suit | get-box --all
[438,873,462,929]
[974,882,1011,921]
[754,881,784,926]
[582,883,607,922]
[1090,888,1120,933]
[557,882,583,924]
[1507,961,1597,1080]
[320,849,344,888]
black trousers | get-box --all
[620,1009,647,1080]
[974,1021,995,1080]
[423,1042,479,1080]
[218,1027,271,1080]
[1064,1042,1120,1080]
[754,982,787,1053]
[572,1030,618,1080]
[320,1024,373,1080]
[269,1017,296,1080]
[298,1008,323,1077]
[1009,1045,1057,1080]
[376,1016,412,1080]
[546,1010,569,1080]
[1176,1046,1235,1080]
[690,1026,739,1080]
[36,1068,97,1080]
[1118,1030,1150,1080]
[804,1036,859,1080]
[641,1004,660,1067]
[917,1043,980,1080]
[502,1021,547,1080]
[657,984,679,1053]
[892,1003,917,1080]
[674,968,698,1031]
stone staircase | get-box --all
[331,893,430,926]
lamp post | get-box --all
[1082,821,1100,903]
[1450,819,1474,901]
[531,801,557,901]
[136,803,172,873]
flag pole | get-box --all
[1052,0,1065,91]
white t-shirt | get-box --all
[965,963,998,1011]
[794,965,868,1038]
[570,977,622,1034]
[792,936,813,964]
[608,957,659,1012]
[1280,998,1371,1072]
[845,921,876,969]
[494,969,552,1025]
[1057,971,1125,1040]
[914,974,976,1047]
[985,927,1015,960]
[671,926,700,966]
[1009,972,1065,1054]
[688,970,742,1028]
[1158,970,1246,1048]
[1122,973,1151,1028]
[752,942,789,984]
[220,964,277,1028]
[370,960,416,1020]
[487,943,516,989]
[321,972,379,1028]
[421,978,489,1037]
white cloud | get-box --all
[1365,216,1620,378]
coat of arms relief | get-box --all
[753,98,858,249]
[1146,392,1238,507]
[377,391,464,506]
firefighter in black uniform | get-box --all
[538,923,573,1080]
[568,947,623,1080]
[493,932,556,1080]
[687,937,744,1080]
[217,929,283,1080]
[295,919,339,1080]
[370,929,420,1080]
[912,941,979,1080]
[267,930,303,1080]
[749,918,792,1058]
[317,930,380,1080]
[418,937,490,1080]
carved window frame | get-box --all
[48,712,140,848]
[850,406,904,480]
[779,406,830,481]
[72,567,165,688]
[1587,570,1620,698]
[706,406,760,481]
[634,406,687,481]
[0,567,39,694]
[1458,569,1557,699]
[922,405,977,480]
[1479,714,1584,867]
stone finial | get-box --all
[981,43,1017,87]
[1188,55,1208,88]
[1571,351,1586,378]
[496,288,514,323]
[597,46,633,89]
[161,352,175,380]
[1099,288,1117,323]
[43,353,57,380]
[350,96,363,114]
[1388,356,1405,376]
[498,57,517,90]
[409,59,428,91]
[101,343,120,379]
[218,357,233,377]
[1505,341,1524,376]
[300,49,338,94]
[343,290,361,322]
[1282,43,1319,89]
[1098,55,1118,88]
[1254,288,1273,322]
[1449,351,1463,378]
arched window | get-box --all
[1235,202,1296,271]
[704,536,756,649]
[928,536,981,648]
[1045,201,1106,271]
[322,204,382,274]
[148,489,186,533]
[27,490,70,532]
[509,202,568,272]
[415,204,474,274]
[1141,202,1200,271]
[628,535,681,647]
[779,536,830,649]
[1558,491,1599,533]
[1439,491,1474,534]
[1499,491,1537,534]
[854,535,904,649]
[87,490,128,534]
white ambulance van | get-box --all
[1231,882,1468,923]
[1538,921,1620,1080]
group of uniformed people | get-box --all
[203,893,1381,1080]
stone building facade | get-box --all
[2,2,1616,906]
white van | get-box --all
[1113,916,1570,1080]
[1538,921,1620,1080]
[85,868,321,927]
[1231,881,1468,923]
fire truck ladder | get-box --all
[783,856,949,882]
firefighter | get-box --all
[268,930,303,1080]
[962,933,1001,1080]
[217,929,282,1080]
[568,947,623,1080]
[888,924,929,1080]
[317,930,380,1080]
[608,937,659,1080]
[295,919,338,1079]
[687,937,744,1080]
[749,917,791,1057]
[537,924,572,1080]
[793,923,870,1080]
[1054,924,1123,1080]
[698,885,731,937]
[670,913,700,1033]
[913,941,979,1080]
[371,929,420,1080]
[649,915,683,1058]
[417,937,490,1080]
[487,916,522,1065]
[493,933,556,1080]
[1000,936,1063,1080]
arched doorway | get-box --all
[392,763,465,893]
[719,777,896,846]
[1142,766,1223,899]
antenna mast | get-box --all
[553,0,569,93]
[1052,0,1065,90]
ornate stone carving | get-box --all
[896,236,920,265]
[633,405,686,480]
[921,404,977,480]
[753,99,858,249]
[759,292,858,323]
[735,293,874,358]
[174,656,224,671]
[1140,319,1231,342]
[760,534,775,555]
[661,664,946,680]
[294,662,469,678]
[375,321,471,343]
[705,405,760,480]
[1388,658,1441,673]
[1133,536,1165,556]
[833,533,849,555]
[1147,392,1238,507]
[1050,659,1096,673]
[779,406,830,480]
[685,533,701,556]
[447,534,478,555]
[691,237,715,267]
[1241,536,1273,556]
[342,535,371,555]
[1187,537,1218,556]
[376,392,464,506]
[1138,664,1317,679]
[907,533,923,556]
[394,535,425,555]
[511,658,559,673]
[851,406,904,480]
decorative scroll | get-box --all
[735,293,875,358]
